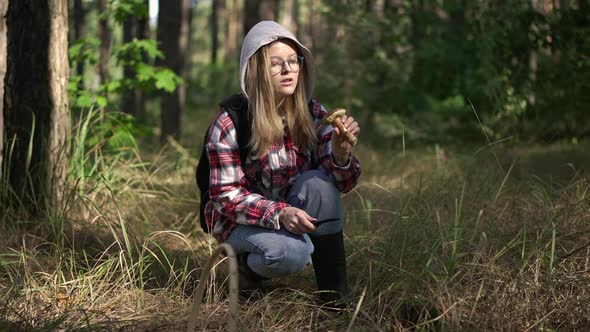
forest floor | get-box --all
[1,110,590,330]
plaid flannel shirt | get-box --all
[204,99,361,242]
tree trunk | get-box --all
[122,16,136,115]
[281,0,297,36]
[73,0,85,78]
[122,1,149,120]
[3,0,70,214]
[244,0,261,35]
[293,0,301,40]
[260,0,277,20]
[157,0,190,144]
[224,0,239,62]
[211,0,220,64]
[137,0,150,41]
[242,0,278,44]
[528,0,538,106]
[97,0,111,86]
[409,0,425,89]
[308,0,320,51]
[0,0,7,179]
[186,1,194,72]
[134,0,149,122]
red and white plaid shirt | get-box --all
[204,99,361,241]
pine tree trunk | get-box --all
[73,0,85,78]
[281,0,297,36]
[0,0,7,179]
[260,0,277,20]
[211,0,220,64]
[308,0,319,51]
[243,0,261,35]
[137,0,150,41]
[243,1,276,38]
[4,0,70,214]
[134,0,149,122]
[409,0,425,89]
[122,16,135,115]
[158,0,190,144]
[224,0,239,62]
[97,0,110,86]
[293,0,300,40]
[47,0,70,210]
[528,0,538,106]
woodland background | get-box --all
[1,0,590,331]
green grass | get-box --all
[1,107,589,330]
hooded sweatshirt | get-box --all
[239,21,315,101]
[204,21,361,241]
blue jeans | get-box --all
[224,170,344,279]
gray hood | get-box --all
[239,21,315,101]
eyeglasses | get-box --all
[270,56,304,75]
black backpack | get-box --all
[196,94,252,233]
[196,94,315,234]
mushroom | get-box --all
[321,108,357,146]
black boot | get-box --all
[309,231,349,307]
[237,254,266,299]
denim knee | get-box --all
[251,235,314,278]
[288,170,344,235]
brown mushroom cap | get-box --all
[322,108,347,124]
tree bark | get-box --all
[308,0,320,51]
[409,0,425,89]
[0,0,7,179]
[243,0,261,35]
[134,0,149,122]
[4,0,70,214]
[281,0,297,36]
[211,0,220,64]
[73,0,85,78]
[528,0,538,106]
[137,0,150,41]
[224,0,239,62]
[259,0,277,20]
[157,0,190,144]
[47,0,70,209]
[293,0,300,40]
[242,0,278,43]
[122,16,136,115]
[122,1,149,120]
[97,0,111,86]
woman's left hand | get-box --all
[331,114,360,166]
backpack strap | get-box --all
[220,95,315,164]
[219,94,252,164]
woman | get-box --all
[203,21,361,303]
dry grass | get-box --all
[1,115,590,331]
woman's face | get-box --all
[268,41,300,101]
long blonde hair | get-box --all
[244,43,317,158]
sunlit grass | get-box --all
[1,107,589,330]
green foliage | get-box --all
[112,39,183,93]
[67,0,183,153]
[67,37,107,109]
[319,1,590,144]
[68,37,100,68]
[68,37,182,110]
[107,0,149,23]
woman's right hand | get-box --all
[279,207,317,235]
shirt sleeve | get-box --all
[314,102,361,193]
[206,111,288,229]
